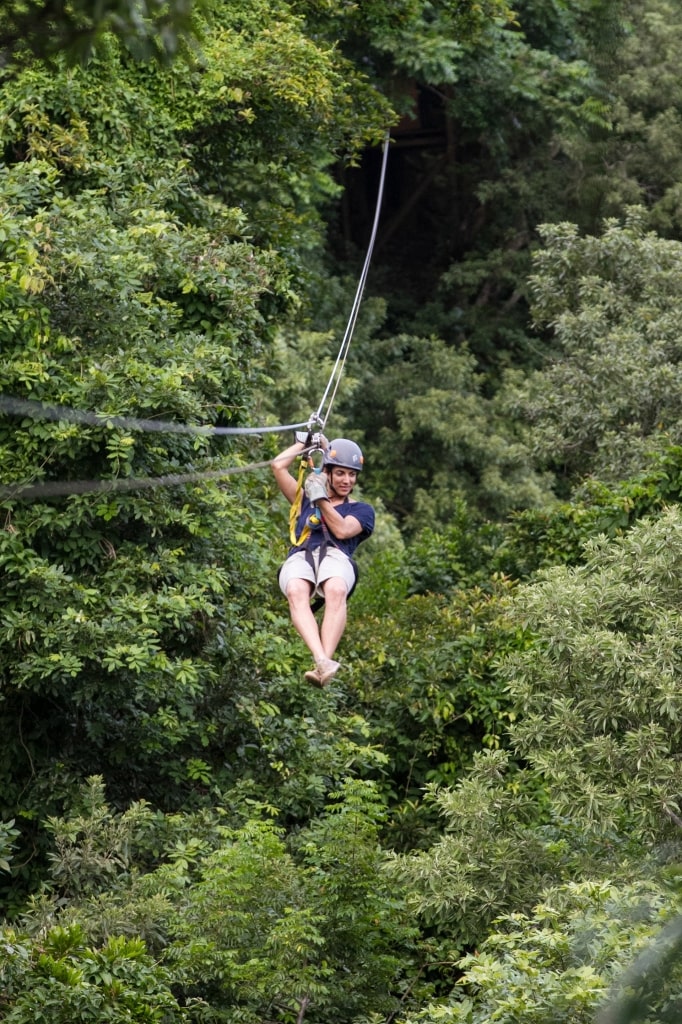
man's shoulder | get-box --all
[347,498,375,527]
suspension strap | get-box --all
[289,457,312,547]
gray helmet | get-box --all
[323,438,364,472]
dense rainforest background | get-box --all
[4,0,682,1019]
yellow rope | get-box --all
[289,458,312,547]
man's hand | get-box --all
[304,472,329,505]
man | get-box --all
[272,436,375,686]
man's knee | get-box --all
[287,577,313,604]
[322,577,348,604]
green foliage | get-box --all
[290,0,515,87]
[164,779,422,1021]
[147,0,392,253]
[0,7,385,894]
[560,0,682,238]
[0,0,397,901]
[389,750,580,949]
[505,212,682,487]
[0,819,19,874]
[350,0,621,379]
[344,572,527,849]
[0,924,194,1023]
[9,3,682,1024]
[0,146,283,831]
[44,777,156,899]
[0,0,201,67]
[388,742,659,957]
[373,502,682,988]
[344,334,552,525]
[599,912,682,1024]
[495,444,682,577]
[21,778,425,1023]
[206,665,393,825]
[401,879,682,1024]
[506,507,682,841]
[0,7,390,255]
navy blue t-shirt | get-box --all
[289,494,375,558]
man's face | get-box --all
[329,467,357,495]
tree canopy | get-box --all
[4,0,682,1021]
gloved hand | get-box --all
[304,471,329,505]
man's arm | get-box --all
[271,440,307,504]
[316,500,364,540]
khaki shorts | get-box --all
[279,547,356,598]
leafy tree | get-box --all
[495,443,682,578]
[12,4,682,1024]
[388,750,565,948]
[506,506,682,841]
[0,0,200,67]
[134,0,394,259]
[341,333,553,525]
[345,577,526,850]
[400,879,682,1024]
[380,502,682,961]
[0,925,195,1022]
[0,153,283,889]
[0,5,390,251]
[164,780,422,1022]
[560,0,682,237]
[14,777,425,1023]
[333,0,620,371]
[291,0,514,86]
[505,212,682,489]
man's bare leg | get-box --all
[286,578,326,662]
[320,577,348,661]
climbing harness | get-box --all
[288,435,365,546]
[280,476,360,612]
[284,432,368,611]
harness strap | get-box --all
[305,525,359,612]
[289,457,312,547]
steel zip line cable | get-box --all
[0,448,318,502]
[0,458,277,501]
[0,395,310,437]
[312,131,390,432]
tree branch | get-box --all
[296,995,310,1024]
[663,804,682,829]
